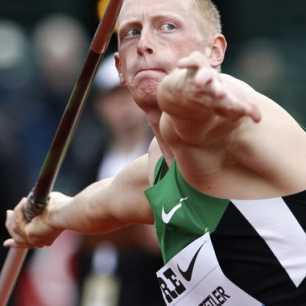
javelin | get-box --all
[0,1,123,305]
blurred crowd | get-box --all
[1,2,306,306]
[0,14,163,306]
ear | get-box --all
[114,52,126,86]
[207,34,227,69]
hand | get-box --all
[158,51,261,122]
[3,192,70,248]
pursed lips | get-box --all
[135,68,166,76]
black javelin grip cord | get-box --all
[0,1,123,305]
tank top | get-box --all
[145,158,306,306]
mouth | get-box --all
[135,68,166,76]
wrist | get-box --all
[47,192,73,230]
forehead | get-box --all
[118,0,195,25]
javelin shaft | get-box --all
[0,1,123,305]
[27,0,123,217]
[26,49,101,216]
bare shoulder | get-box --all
[113,153,150,188]
[108,139,163,224]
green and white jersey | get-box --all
[145,158,306,306]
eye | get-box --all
[124,28,141,39]
[160,23,176,32]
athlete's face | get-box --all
[115,0,209,110]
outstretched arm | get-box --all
[4,154,153,248]
[157,52,306,199]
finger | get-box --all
[177,51,209,70]
[211,92,244,118]
[5,210,17,238]
[213,102,242,120]
[5,229,28,246]
[228,100,261,122]
[3,238,14,247]
[245,103,262,123]
[214,97,261,123]
[5,210,14,228]
[6,210,28,241]
[193,77,226,102]
[25,216,61,247]
[16,197,30,224]
[205,79,226,99]
[178,57,200,70]
[194,68,225,98]
[3,238,30,249]
[194,68,214,87]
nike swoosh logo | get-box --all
[162,203,182,224]
[161,197,188,224]
[177,243,205,282]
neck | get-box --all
[145,107,174,165]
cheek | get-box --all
[166,32,205,61]
[174,43,200,60]
[118,48,136,82]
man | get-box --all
[5,0,306,305]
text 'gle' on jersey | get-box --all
[145,158,306,306]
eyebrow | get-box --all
[118,13,184,35]
[119,19,140,31]
[117,20,141,39]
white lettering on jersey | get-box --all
[157,233,263,306]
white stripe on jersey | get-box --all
[232,197,306,287]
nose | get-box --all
[136,28,154,56]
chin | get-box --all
[130,79,159,108]
[135,93,158,110]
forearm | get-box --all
[5,155,152,248]
[48,155,153,234]
[49,179,125,234]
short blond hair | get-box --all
[192,0,222,36]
